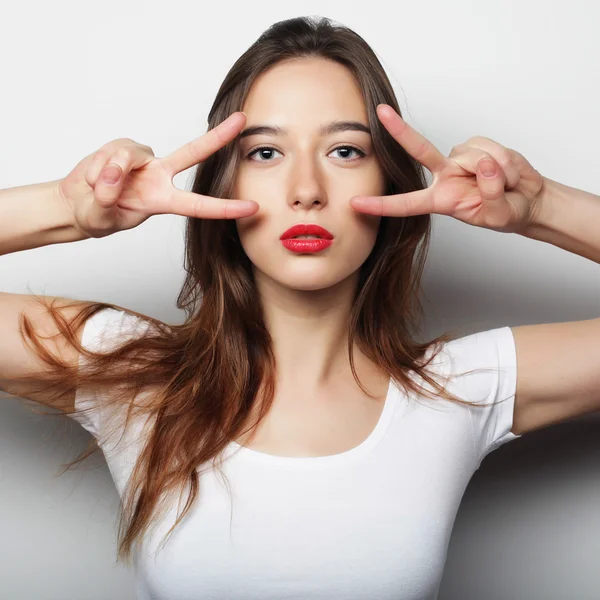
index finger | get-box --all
[165,188,258,220]
[162,112,246,176]
[377,104,448,173]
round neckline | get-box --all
[225,376,399,468]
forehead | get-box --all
[241,58,368,127]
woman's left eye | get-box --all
[245,145,366,162]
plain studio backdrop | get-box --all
[1,1,599,598]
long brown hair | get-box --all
[12,16,506,565]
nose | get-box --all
[287,153,327,210]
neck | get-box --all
[256,269,367,390]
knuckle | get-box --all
[110,137,129,147]
[468,135,491,145]
[494,147,512,166]
[100,139,127,154]
[84,171,96,188]
[506,147,525,163]
[449,143,466,157]
[113,147,132,164]
[94,148,110,162]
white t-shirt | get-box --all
[69,308,521,600]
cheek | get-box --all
[345,212,382,266]
[350,204,382,243]
[354,218,381,258]
[234,213,268,260]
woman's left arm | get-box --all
[350,103,600,435]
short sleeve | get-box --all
[441,326,521,469]
[68,307,152,443]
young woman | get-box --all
[1,15,599,600]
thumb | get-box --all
[476,157,506,203]
[87,163,124,231]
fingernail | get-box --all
[479,159,497,178]
[101,164,121,185]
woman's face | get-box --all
[232,57,387,292]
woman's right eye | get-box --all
[246,146,282,162]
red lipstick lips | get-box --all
[280,223,334,240]
[279,223,334,253]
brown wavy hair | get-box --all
[12,15,507,566]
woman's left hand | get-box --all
[350,104,546,234]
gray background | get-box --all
[1,0,599,598]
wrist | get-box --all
[51,179,92,242]
[521,176,561,239]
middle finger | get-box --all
[160,187,258,220]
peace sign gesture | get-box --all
[350,104,546,235]
[59,112,258,239]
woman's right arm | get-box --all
[0,180,91,411]
[0,180,89,256]
[0,111,257,412]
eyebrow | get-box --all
[238,120,371,139]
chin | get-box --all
[256,264,363,293]
[282,280,339,292]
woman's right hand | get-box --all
[57,112,257,239]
